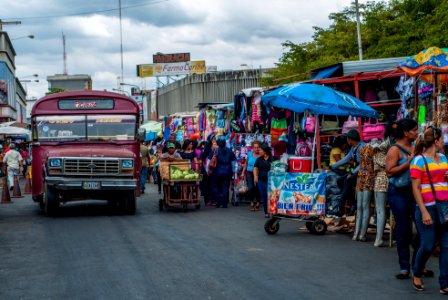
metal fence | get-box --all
[156,69,271,116]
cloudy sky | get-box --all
[2,0,361,98]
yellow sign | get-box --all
[137,64,153,77]
[191,60,206,74]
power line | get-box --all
[2,0,168,21]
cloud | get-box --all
[6,0,358,98]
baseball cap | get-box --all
[343,129,360,141]
[167,142,175,148]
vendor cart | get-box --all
[264,171,328,235]
[158,160,201,212]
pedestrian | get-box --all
[385,118,424,280]
[179,139,198,170]
[329,136,348,175]
[410,126,446,292]
[241,140,262,211]
[200,136,214,205]
[2,143,23,191]
[254,143,272,218]
[161,143,182,161]
[209,135,236,208]
[155,145,163,194]
[140,141,150,194]
[162,133,181,153]
[330,129,365,215]
[148,148,157,183]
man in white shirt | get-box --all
[3,143,23,190]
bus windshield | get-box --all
[35,115,137,142]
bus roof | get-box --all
[31,90,140,116]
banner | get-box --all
[152,61,206,76]
[137,64,153,77]
[268,172,326,216]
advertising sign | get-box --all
[191,60,206,74]
[137,64,153,77]
[268,172,326,216]
[153,52,190,63]
[153,61,206,76]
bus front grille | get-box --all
[64,159,120,176]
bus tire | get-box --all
[124,191,136,215]
[44,184,59,217]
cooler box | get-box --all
[289,156,312,173]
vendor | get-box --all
[330,130,365,215]
[329,136,348,174]
[162,133,181,153]
[160,143,182,161]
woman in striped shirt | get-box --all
[410,126,448,293]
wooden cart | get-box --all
[158,160,201,212]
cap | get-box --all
[343,129,360,141]
[167,142,175,148]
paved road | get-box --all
[0,182,442,299]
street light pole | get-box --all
[118,0,124,84]
[355,0,363,61]
[11,35,34,41]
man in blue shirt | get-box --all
[330,130,365,215]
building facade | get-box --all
[47,74,92,91]
[0,31,27,122]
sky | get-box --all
[2,0,362,99]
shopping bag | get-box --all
[362,119,385,142]
[236,179,249,195]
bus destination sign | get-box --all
[59,99,115,110]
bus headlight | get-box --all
[121,159,134,169]
[49,158,62,168]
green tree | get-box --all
[46,87,65,95]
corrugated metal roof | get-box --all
[342,57,409,76]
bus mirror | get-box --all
[137,128,146,142]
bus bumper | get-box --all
[45,177,137,191]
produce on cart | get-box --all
[159,160,201,212]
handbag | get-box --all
[305,115,316,133]
[391,144,412,188]
[342,116,358,134]
[209,150,218,168]
[422,156,448,224]
[363,119,385,142]
[320,115,339,134]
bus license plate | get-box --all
[83,181,100,190]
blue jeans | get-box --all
[140,166,148,192]
[211,175,230,207]
[413,205,448,288]
[258,179,268,214]
[388,185,420,272]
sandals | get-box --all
[412,277,425,292]
[440,288,448,295]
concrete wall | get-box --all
[156,69,270,116]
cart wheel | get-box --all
[158,199,164,211]
[264,218,280,235]
[305,222,313,232]
[195,203,201,210]
[183,204,188,213]
[311,220,327,235]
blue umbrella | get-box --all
[262,83,378,119]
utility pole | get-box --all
[62,32,68,75]
[118,0,124,84]
[355,0,363,61]
[0,19,21,31]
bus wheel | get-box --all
[124,191,136,215]
[44,184,59,217]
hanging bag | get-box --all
[422,156,448,224]
[305,114,316,133]
[391,144,412,188]
[363,118,385,142]
[342,116,359,134]
[320,115,339,134]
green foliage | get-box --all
[262,0,446,86]
[46,87,65,95]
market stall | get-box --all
[162,112,200,142]
[261,82,378,235]
[140,121,162,141]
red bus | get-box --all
[31,91,142,216]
